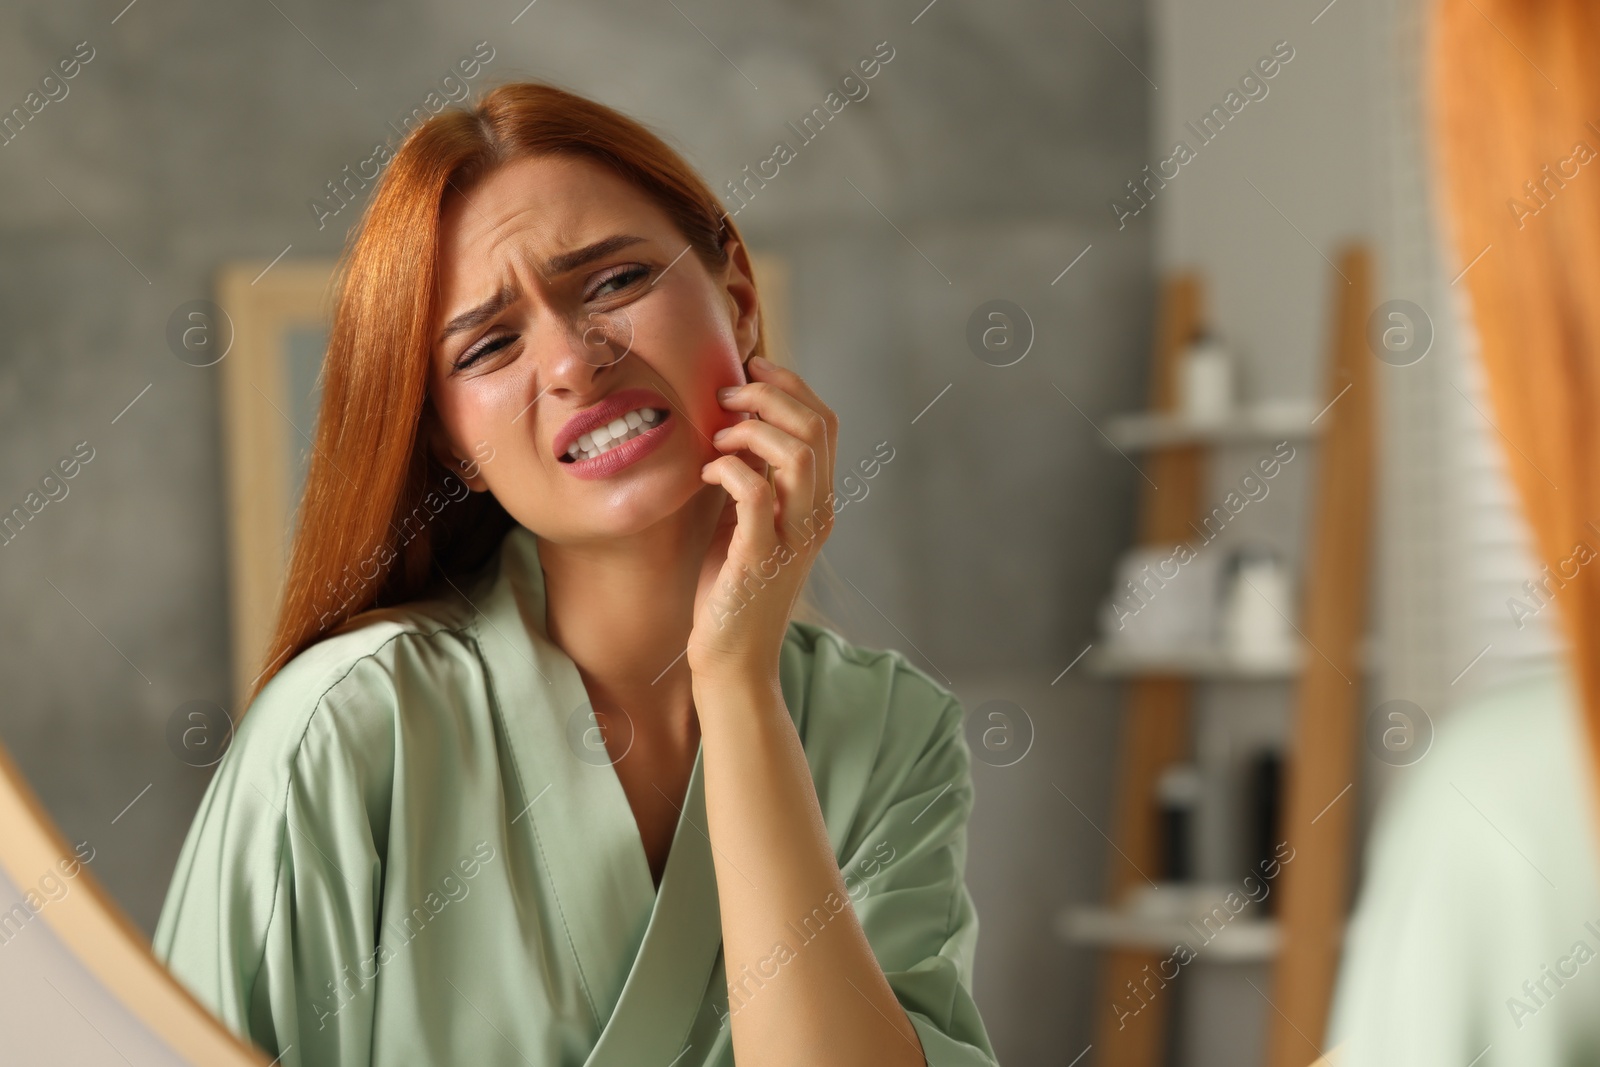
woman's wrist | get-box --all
[691,669,786,728]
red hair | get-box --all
[1430,0,1600,781]
[245,81,771,708]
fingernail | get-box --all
[712,427,730,441]
[749,355,773,371]
[717,387,739,400]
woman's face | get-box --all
[427,152,759,545]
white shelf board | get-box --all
[1055,904,1279,962]
[1085,644,1303,680]
[1104,405,1321,451]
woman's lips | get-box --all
[559,409,675,480]
[551,387,671,459]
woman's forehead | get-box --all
[439,155,659,260]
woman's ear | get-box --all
[423,405,489,493]
[719,237,762,367]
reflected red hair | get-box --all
[245,81,770,708]
[1431,1,1600,773]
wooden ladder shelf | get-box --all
[1088,246,1374,1067]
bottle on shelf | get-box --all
[1177,328,1235,424]
[1219,546,1297,666]
[1244,748,1285,917]
[1156,762,1203,884]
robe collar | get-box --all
[464,524,723,1064]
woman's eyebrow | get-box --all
[543,233,647,276]
[438,283,519,346]
[435,235,649,347]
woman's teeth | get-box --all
[566,407,666,461]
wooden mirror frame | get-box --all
[0,741,268,1064]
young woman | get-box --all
[152,82,996,1067]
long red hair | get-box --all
[245,81,771,708]
[1431,1,1600,776]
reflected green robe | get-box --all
[153,524,998,1066]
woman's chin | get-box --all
[555,474,715,542]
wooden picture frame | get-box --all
[216,260,340,714]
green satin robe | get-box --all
[153,524,998,1066]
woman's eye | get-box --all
[455,334,515,370]
[590,265,651,299]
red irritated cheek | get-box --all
[688,339,751,442]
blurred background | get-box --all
[0,0,1566,1064]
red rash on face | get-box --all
[690,339,750,442]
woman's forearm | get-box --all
[694,676,925,1067]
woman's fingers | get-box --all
[746,356,837,454]
[721,357,838,522]
[700,453,780,560]
[711,419,819,545]
[750,356,836,516]
[718,380,826,447]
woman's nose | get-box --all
[530,306,636,399]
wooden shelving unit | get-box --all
[1069,247,1374,1067]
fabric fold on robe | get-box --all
[153,523,999,1066]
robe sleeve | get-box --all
[842,670,999,1066]
[1325,674,1596,1066]
[154,653,398,1067]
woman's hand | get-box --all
[688,354,839,690]
[687,358,926,1067]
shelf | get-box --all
[1103,403,1321,451]
[1056,904,1279,962]
[1085,644,1303,680]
